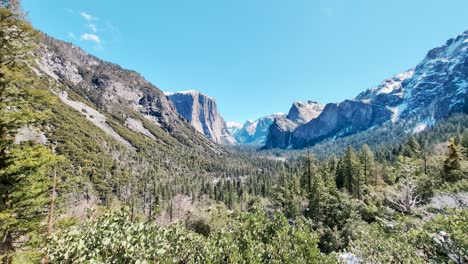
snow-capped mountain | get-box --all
[356,30,467,122]
[165,90,236,145]
[226,122,243,136]
[229,113,285,145]
[265,30,468,149]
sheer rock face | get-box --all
[165,91,236,145]
[292,100,393,148]
[264,117,298,149]
[36,34,221,151]
[265,101,324,149]
[265,30,468,149]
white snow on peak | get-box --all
[245,120,259,135]
[376,70,414,95]
[272,112,286,116]
[227,122,243,129]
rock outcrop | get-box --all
[165,90,236,144]
[286,101,324,124]
[265,101,324,149]
[36,34,220,151]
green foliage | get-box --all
[349,223,426,263]
[443,138,465,182]
[48,207,331,263]
[336,146,362,198]
[410,209,468,263]
[0,2,61,261]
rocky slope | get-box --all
[266,30,468,149]
[165,90,236,144]
[37,34,222,152]
[358,30,468,120]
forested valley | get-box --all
[0,1,467,263]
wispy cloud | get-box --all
[80,12,97,21]
[65,10,119,51]
[88,23,97,33]
[80,33,101,43]
[67,32,76,40]
[105,21,122,43]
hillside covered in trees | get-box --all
[0,1,467,263]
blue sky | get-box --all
[23,0,468,123]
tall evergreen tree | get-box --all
[460,132,468,159]
[0,2,58,261]
[306,170,327,223]
[443,138,463,182]
[337,146,360,197]
[403,136,421,158]
[359,144,374,186]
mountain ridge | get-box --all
[265,30,468,149]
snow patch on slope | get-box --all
[377,70,414,95]
[412,123,427,134]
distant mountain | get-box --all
[265,101,324,149]
[226,122,243,136]
[228,113,285,146]
[265,30,468,149]
[165,90,236,145]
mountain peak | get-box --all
[286,100,324,125]
[165,91,235,144]
[164,90,214,100]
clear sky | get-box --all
[23,0,468,123]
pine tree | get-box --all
[272,168,300,219]
[337,146,360,197]
[403,136,421,158]
[443,138,463,182]
[460,132,468,159]
[359,144,374,186]
[306,171,327,223]
[0,2,58,261]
